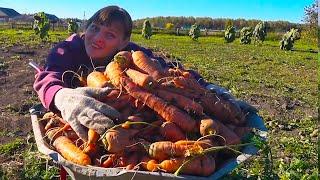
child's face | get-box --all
[85,22,129,61]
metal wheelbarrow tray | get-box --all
[30,104,267,180]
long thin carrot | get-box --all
[53,136,91,166]
[155,89,203,115]
[132,51,166,80]
[121,77,196,132]
[125,68,155,88]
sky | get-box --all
[0,0,314,23]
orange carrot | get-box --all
[215,121,241,145]
[132,51,166,80]
[104,61,124,87]
[53,136,91,166]
[148,141,190,161]
[155,89,203,115]
[113,51,133,69]
[158,158,184,173]
[125,68,155,88]
[102,128,139,153]
[146,159,159,172]
[159,155,216,176]
[122,77,196,132]
[101,154,117,168]
[86,71,110,88]
[160,122,185,142]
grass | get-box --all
[0,29,318,179]
[131,33,318,179]
[0,138,24,155]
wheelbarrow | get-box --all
[29,103,267,180]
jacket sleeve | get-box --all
[33,34,81,111]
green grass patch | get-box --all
[0,138,24,155]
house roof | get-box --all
[12,13,59,23]
[0,7,20,18]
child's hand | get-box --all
[54,87,120,141]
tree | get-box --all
[33,12,50,41]
[165,23,174,30]
[189,23,200,40]
[279,28,300,50]
[302,1,318,39]
[224,26,236,43]
[240,27,253,44]
[253,21,267,43]
[142,20,152,39]
[68,19,79,35]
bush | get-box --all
[189,23,200,40]
[33,12,50,41]
[142,20,152,39]
[279,28,300,50]
[224,26,236,43]
[240,27,252,44]
[253,21,267,43]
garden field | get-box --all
[0,29,318,179]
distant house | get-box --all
[0,7,21,22]
[12,13,59,23]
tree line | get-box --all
[133,16,303,32]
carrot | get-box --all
[148,141,191,161]
[199,118,220,136]
[102,128,139,153]
[101,154,117,168]
[200,94,245,125]
[113,51,133,69]
[86,71,110,88]
[104,61,124,87]
[215,120,241,145]
[132,51,166,80]
[87,129,99,145]
[159,155,216,176]
[146,159,159,172]
[160,122,185,142]
[125,68,155,88]
[155,89,203,115]
[175,139,215,149]
[172,76,204,90]
[159,158,184,173]
[121,77,196,132]
[53,136,91,166]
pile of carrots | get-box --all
[41,51,253,177]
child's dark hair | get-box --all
[86,6,132,39]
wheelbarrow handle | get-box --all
[28,61,43,73]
